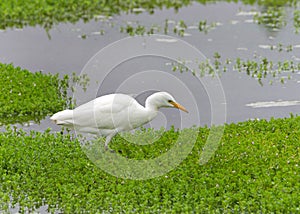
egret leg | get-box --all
[104,133,117,152]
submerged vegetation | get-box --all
[0,116,299,213]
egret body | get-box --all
[50,92,188,150]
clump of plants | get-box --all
[118,19,217,37]
[0,0,298,31]
[0,115,299,213]
[253,6,287,30]
[0,63,70,125]
[0,0,191,30]
[170,53,300,85]
[294,10,300,33]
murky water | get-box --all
[0,1,299,132]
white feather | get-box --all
[50,92,187,150]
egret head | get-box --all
[146,92,188,113]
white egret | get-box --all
[50,92,188,151]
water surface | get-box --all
[0,2,299,131]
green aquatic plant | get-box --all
[260,43,295,52]
[0,115,300,213]
[231,57,299,85]
[173,20,187,37]
[198,20,217,33]
[254,6,287,30]
[238,0,295,7]
[120,23,150,36]
[118,19,217,36]
[70,72,90,93]
[0,0,297,31]
[0,63,70,125]
[169,54,300,85]
[0,0,191,30]
[294,10,300,33]
[0,63,89,125]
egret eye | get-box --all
[168,100,173,103]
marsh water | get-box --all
[1,1,300,131]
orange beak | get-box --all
[170,101,188,113]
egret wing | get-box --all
[73,94,137,129]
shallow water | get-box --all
[0,1,299,131]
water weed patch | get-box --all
[0,116,299,213]
[0,0,298,30]
[0,63,70,125]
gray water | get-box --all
[0,1,299,131]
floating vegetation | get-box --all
[1,115,300,213]
[169,19,217,37]
[0,63,89,125]
[232,57,299,85]
[198,20,217,33]
[173,20,188,37]
[258,43,294,52]
[70,72,90,93]
[0,0,191,30]
[119,19,217,36]
[253,6,287,30]
[0,0,297,31]
[0,63,69,125]
[170,53,300,85]
[120,22,160,36]
[294,10,300,33]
